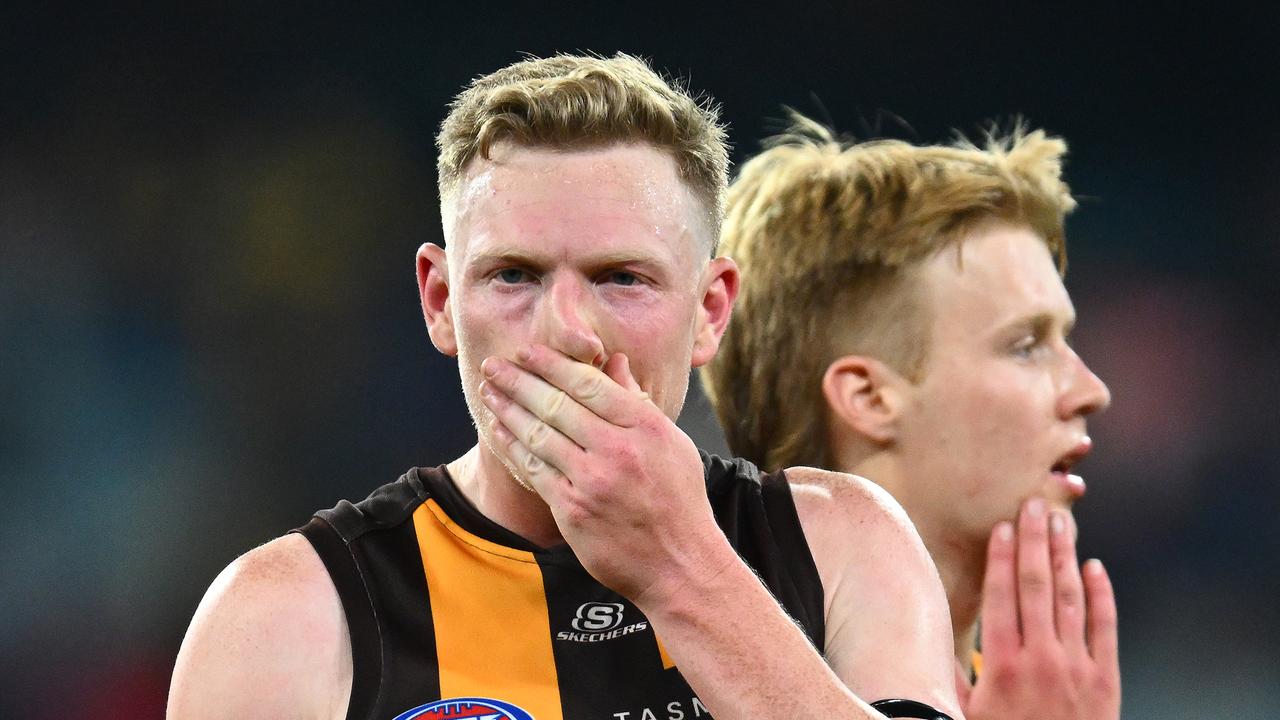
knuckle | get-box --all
[1018,569,1050,594]
[1032,655,1065,685]
[1050,552,1072,574]
[573,372,605,401]
[526,421,552,451]
[986,664,1020,693]
[559,495,591,527]
[602,433,638,464]
[635,411,667,437]
[1057,585,1081,609]
[544,389,569,421]
[523,452,546,474]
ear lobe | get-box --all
[821,355,903,445]
[690,256,741,368]
[417,242,457,357]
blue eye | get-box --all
[604,271,640,286]
[1011,336,1040,358]
[496,268,531,284]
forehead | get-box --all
[921,224,1073,334]
[448,143,705,263]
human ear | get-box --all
[690,256,740,368]
[821,355,905,444]
[417,242,457,356]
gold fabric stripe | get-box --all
[655,634,675,670]
[414,500,563,720]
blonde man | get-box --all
[703,116,1121,720]
[168,57,964,720]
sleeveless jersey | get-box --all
[294,452,824,720]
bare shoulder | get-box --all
[783,467,959,714]
[167,533,352,720]
[784,465,937,595]
[784,466,920,552]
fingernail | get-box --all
[1085,558,1104,575]
[481,357,498,378]
[996,522,1013,541]
[1026,497,1045,518]
[490,418,512,442]
[517,345,533,363]
[1050,511,1065,535]
[479,380,494,399]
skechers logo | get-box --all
[393,697,533,720]
[572,602,624,631]
[558,602,649,642]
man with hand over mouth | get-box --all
[169,57,963,720]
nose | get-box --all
[535,273,606,366]
[1057,347,1111,420]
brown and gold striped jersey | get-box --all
[295,452,823,720]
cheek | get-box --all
[604,299,698,412]
[455,291,529,352]
[952,395,1049,515]
[604,290,697,354]
[920,385,1032,493]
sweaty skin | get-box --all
[167,144,963,720]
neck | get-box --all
[844,452,986,667]
[446,444,564,548]
[918,522,986,668]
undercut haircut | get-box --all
[702,113,1077,472]
[436,53,729,250]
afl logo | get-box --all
[571,601,624,632]
[393,697,534,720]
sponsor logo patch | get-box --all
[571,602,624,631]
[393,697,534,720]
[558,601,649,643]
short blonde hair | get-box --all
[437,53,729,247]
[702,114,1077,471]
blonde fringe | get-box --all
[703,112,1076,471]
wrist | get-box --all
[630,526,743,620]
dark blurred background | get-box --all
[3,3,1278,718]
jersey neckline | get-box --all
[411,451,750,564]
[414,464,581,561]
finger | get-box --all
[980,521,1021,659]
[483,354,599,447]
[1083,559,1120,671]
[602,352,644,395]
[480,377,586,477]
[488,416,571,500]
[515,345,645,427]
[1049,509,1087,651]
[1016,497,1055,645]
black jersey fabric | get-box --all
[294,451,824,720]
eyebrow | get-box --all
[580,251,668,268]
[465,249,669,273]
[999,311,1077,338]
[467,249,544,269]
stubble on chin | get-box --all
[461,376,541,496]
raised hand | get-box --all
[963,497,1121,720]
[477,343,733,606]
